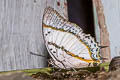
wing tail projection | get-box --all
[42,7,101,69]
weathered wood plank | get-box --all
[0,0,67,71]
[92,0,111,62]
[100,0,120,58]
[93,0,120,59]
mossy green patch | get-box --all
[23,67,53,76]
[99,62,110,72]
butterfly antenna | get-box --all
[30,52,49,58]
[71,67,77,72]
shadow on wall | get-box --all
[67,0,95,37]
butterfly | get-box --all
[42,6,101,69]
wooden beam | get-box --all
[92,0,111,61]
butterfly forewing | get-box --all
[42,7,101,69]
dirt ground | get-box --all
[0,68,120,80]
[31,68,120,80]
[31,56,120,80]
[0,56,120,80]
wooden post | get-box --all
[92,0,111,61]
[0,0,67,71]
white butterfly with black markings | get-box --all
[42,6,101,69]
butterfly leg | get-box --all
[71,67,77,72]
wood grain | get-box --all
[93,0,120,59]
[0,0,67,71]
[92,0,111,61]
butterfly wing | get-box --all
[42,7,101,68]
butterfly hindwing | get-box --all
[42,7,101,68]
